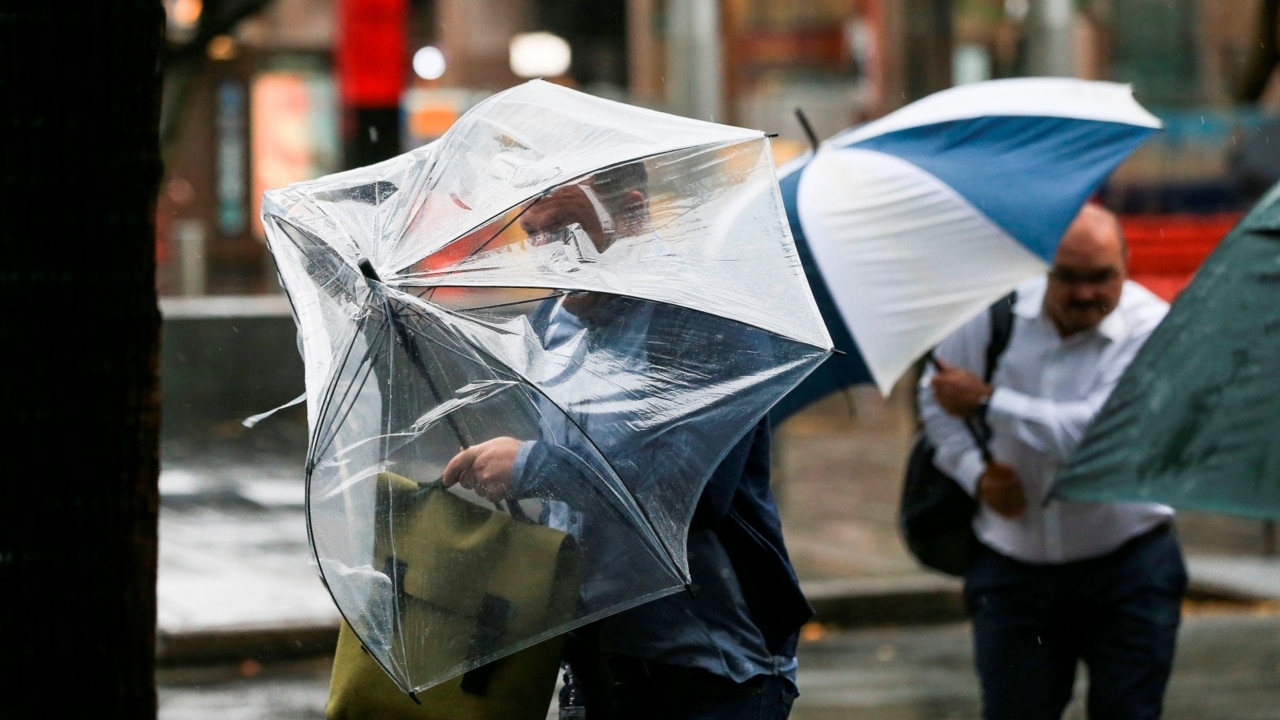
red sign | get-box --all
[336,0,407,107]
[1122,212,1241,301]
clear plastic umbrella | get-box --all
[260,79,831,695]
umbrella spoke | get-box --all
[308,310,390,472]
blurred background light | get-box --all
[170,0,203,30]
[413,45,447,81]
[509,32,571,79]
[207,35,238,61]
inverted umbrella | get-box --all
[260,79,831,694]
[1052,183,1280,520]
[771,77,1161,418]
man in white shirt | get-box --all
[920,203,1187,720]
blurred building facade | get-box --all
[156,0,1278,297]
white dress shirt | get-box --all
[920,275,1174,564]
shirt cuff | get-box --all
[510,440,536,496]
[954,451,986,496]
[985,385,1027,422]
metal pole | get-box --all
[1025,0,1078,77]
[664,0,723,121]
[175,219,207,296]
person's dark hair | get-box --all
[587,161,649,220]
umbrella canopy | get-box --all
[260,79,831,694]
[1052,183,1280,520]
[771,78,1161,417]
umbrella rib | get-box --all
[388,284,688,581]
[380,292,670,543]
[383,292,476,451]
[461,340,689,584]
[353,292,678,564]
[552,404,689,584]
[436,291,567,314]
[308,311,391,474]
[413,149,720,292]
[304,314,392,663]
[422,192,549,304]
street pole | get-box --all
[664,0,723,121]
[1025,0,1078,77]
[336,0,408,168]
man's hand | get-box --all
[977,461,1026,519]
[520,185,606,249]
[442,437,523,503]
[929,358,993,418]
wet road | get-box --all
[791,610,1280,720]
[156,389,1280,718]
[158,609,1280,719]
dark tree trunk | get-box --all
[902,0,953,103]
[1238,0,1280,102]
[0,2,164,716]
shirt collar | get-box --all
[1094,291,1130,342]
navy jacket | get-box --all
[522,295,813,664]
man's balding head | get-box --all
[1044,203,1127,337]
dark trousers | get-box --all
[561,631,798,720]
[964,525,1187,720]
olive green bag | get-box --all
[326,472,582,720]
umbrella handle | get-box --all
[423,475,536,523]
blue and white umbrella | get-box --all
[772,78,1161,418]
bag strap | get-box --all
[917,290,1019,459]
[969,291,1017,450]
[983,291,1017,382]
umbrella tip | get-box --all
[358,259,381,283]
[794,108,819,151]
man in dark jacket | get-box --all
[444,163,811,719]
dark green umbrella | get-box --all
[1052,182,1280,521]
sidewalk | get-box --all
[156,386,1280,666]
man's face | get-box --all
[1043,208,1126,337]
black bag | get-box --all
[899,293,1015,576]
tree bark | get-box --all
[1238,0,1280,102]
[0,2,164,716]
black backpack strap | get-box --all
[983,291,1017,382]
[971,291,1017,448]
[918,290,1018,453]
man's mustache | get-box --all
[1067,299,1111,312]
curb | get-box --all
[155,577,965,667]
[154,573,1273,667]
[804,575,966,628]
[157,623,339,667]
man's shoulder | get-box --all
[1120,279,1169,310]
[1117,280,1170,334]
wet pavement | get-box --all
[793,609,1280,720]
[156,386,1280,718]
[157,611,1280,719]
